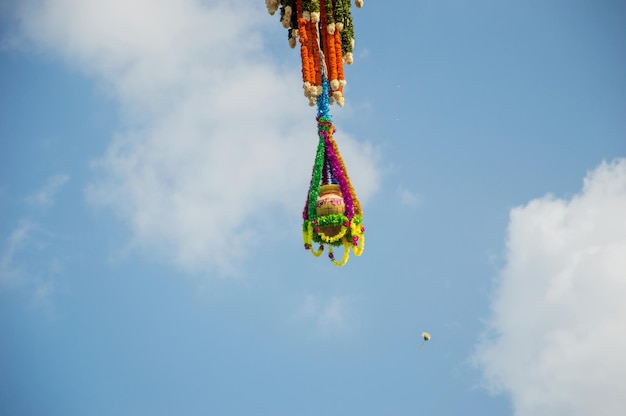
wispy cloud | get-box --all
[317,296,348,329]
[29,271,64,319]
[1,173,70,314]
[0,220,65,318]
[0,221,34,285]
[12,0,381,275]
[474,159,626,416]
[294,294,351,335]
[26,173,69,208]
[398,185,419,207]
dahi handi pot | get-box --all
[316,184,345,237]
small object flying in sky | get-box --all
[420,332,431,349]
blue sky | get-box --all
[1,1,625,415]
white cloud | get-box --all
[475,159,626,416]
[12,0,380,275]
[26,173,69,208]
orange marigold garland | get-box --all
[267,0,365,267]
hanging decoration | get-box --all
[266,0,365,267]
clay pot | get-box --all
[316,184,345,237]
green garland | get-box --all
[306,134,326,220]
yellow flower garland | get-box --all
[311,245,324,257]
[328,242,350,267]
[303,222,325,257]
[317,224,348,243]
[303,217,364,265]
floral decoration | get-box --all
[267,0,361,106]
[266,1,366,267]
